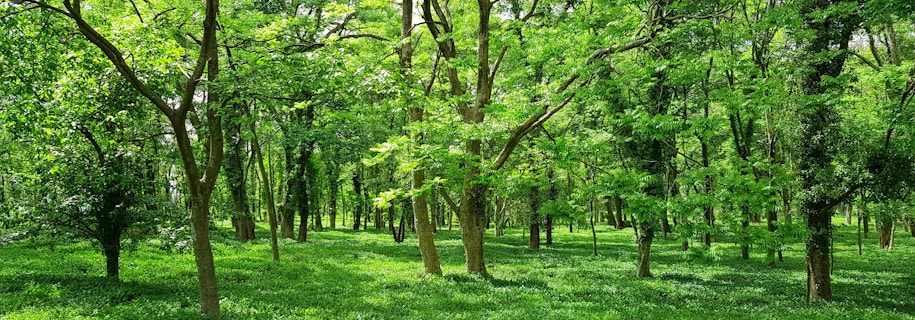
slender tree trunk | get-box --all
[430,187,439,233]
[878,217,894,250]
[494,196,504,237]
[590,206,598,256]
[352,171,362,231]
[250,116,280,262]
[864,214,870,237]
[296,146,311,243]
[615,196,625,229]
[328,165,338,229]
[280,146,296,239]
[844,204,852,226]
[223,104,252,241]
[546,171,556,245]
[529,185,540,250]
[857,206,863,255]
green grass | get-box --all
[1,219,914,319]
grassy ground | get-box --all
[1,219,913,319]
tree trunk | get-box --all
[411,167,442,274]
[636,219,653,278]
[546,171,556,245]
[280,146,296,239]
[605,199,616,228]
[430,187,439,233]
[529,185,540,250]
[741,215,750,260]
[660,216,671,238]
[797,0,859,302]
[223,105,252,241]
[614,196,625,229]
[878,217,894,250]
[766,208,779,266]
[864,214,870,237]
[99,219,122,279]
[494,196,504,237]
[188,198,220,315]
[250,117,280,262]
[352,171,362,231]
[844,204,852,226]
[296,146,310,242]
[103,242,120,279]
[328,165,338,229]
[459,167,488,273]
[590,207,598,256]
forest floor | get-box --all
[1,218,914,319]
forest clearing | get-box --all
[2,220,914,319]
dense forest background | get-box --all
[1,0,914,317]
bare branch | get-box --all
[0,4,43,19]
[283,33,389,53]
[661,1,739,22]
[424,54,441,97]
[520,0,539,22]
[438,186,460,215]
[127,0,144,23]
[152,7,175,22]
[589,36,653,62]
[19,0,72,18]
[852,51,880,71]
[76,124,105,164]
[489,45,508,85]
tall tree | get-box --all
[16,0,226,313]
[795,0,861,301]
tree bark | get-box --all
[529,185,540,250]
[327,165,338,229]
[878,217,894,250]
[280,146,296,239]
[797,0,860,302]
[636,219,653,278]
[250,114,281,262]
[352,171,362,231]
[223,102,253,241]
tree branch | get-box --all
[283,33,390,53]
[76,124,105,164]
[852,51,880,71]
[438,186,460,215]
[589,36,654,62]
[60,0,174,117]
[489,45,508,85]
[520,0,539,22]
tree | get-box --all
[795,0,861,301]
[12,0,226,313]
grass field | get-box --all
[1,219,913,319]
